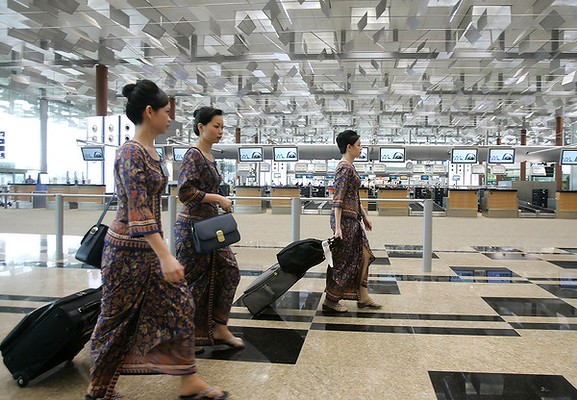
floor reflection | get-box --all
[429,371,577,399]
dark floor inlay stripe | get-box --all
[429,371,577,399]
[482,253,540,260]
[473,246,521,252]
[483,297,577,317]
[549,260,577,269]
[314,311,504,322]
[233,291,323,311]
[387,251,439,259]
[0,294,60,302]
[509,322,577,330]
[229,311,314,323]
[537,283,577,299]
[0,305,37,314]
[310,323,519,336]
[197,326,307,364]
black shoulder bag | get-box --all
[75,194,115,268]
[189,148,241,254]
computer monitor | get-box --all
[273,146,298,162]
[488,148,515,164]
[81,146,104,161]
[354,146,369,162]
[238,146,264,162]
[154,146,164,160]
[560,149,577,165]
[379,147,405,163]
[451,148,478,163]
[172,147,188,162]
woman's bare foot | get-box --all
[213,323,245,348]
[180,374,227,399]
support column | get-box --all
[556,116,563,190]
[495,136,502,185]
[96,65,108,117]
[520,128,527,181]
[235,127,241,144]
[39,89,48,173]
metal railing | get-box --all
[2,192,434,272]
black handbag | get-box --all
[75,194,115,268]
[191,213,240,254]
[276,237,340,274]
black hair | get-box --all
[336,129,360,154]
[122,80,169,125]
[193,106,223,136]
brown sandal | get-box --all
[180,386,229,400]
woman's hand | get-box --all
[334,225,343,239]
[219,195,233,212]
[159,255,185,282]
[363,216,373,231]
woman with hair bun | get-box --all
[323,129,381,313]
[86,81,228,400]
[174,106,243,351]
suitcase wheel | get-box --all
[14,372,29,388]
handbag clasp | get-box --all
[216,230,225,242]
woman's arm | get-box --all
[144,232,184,282]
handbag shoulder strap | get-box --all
[96,193,116,225]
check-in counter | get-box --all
[377,187,409,216]
[9,184,35,202]
[46,184,106,209]
[556,190,577,219]
[447,189,478,217]
[359,187,369,212]
[10,184,105,208]
[482,189,518,218]
[234,186,266,213]
[270,186,300,214]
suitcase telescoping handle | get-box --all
[77,300,100,314]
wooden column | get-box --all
[520,128,527,181]
[556,116,563,190]
[95,64,108,117]
[235,127,241,143]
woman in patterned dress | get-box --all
[86,81,228,400]
[174,106,243,349]
[323,129,382,313]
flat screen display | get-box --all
[354,147,369,162]
[173,147,188,162]
[561,149,577,165]
[154,146,164,160]
[238,146,263,162]
[273,146,298,162]
[379,147,405,163]
[451,148,478,163]
[81,146,104,161]
[488,148,515,164]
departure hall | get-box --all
[1,1,577,399]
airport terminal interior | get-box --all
[1,0,577,399]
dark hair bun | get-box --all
[122,83,136,99]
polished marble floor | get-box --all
[0,209,577,399]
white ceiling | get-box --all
[1,0,577,146]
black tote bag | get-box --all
[75,194,115,268]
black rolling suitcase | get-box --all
[240,238,338,316]
[0,287,102,387]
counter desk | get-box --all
[446,189,479,218]
[556,190,577,219]
[234,186,266,213]
[482,189,518,218]
[10,184,106,209]
[376,187,409,216]
[270,186,300,214]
